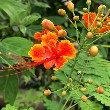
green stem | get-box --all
[0,56,12,66]
[61,94,71,110]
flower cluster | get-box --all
[82,5,110,33]
[28,19,76,70]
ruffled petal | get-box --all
[41,32,58,46]
[44,59,56,69]
[54,57,68,70]
[58,40,76,58]
[34,32,42,41]
[28,44,46,61]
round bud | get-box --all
[96,17,101,21]
[86,0,91,5]
[69,78,73,82]
[58,29,67,38]
[88,46,98,57]
[86,32,93,39]
[67,1,74,12]
[0,52,2,55]
[44,89,51,96]
[8,52,12,56]
[81,88,87,92]
[81,95,88,102]
[58,9,66,16]
[97,21,102,28]
[83,8,88,12]
[107,22,110,26]
[96,87,104,94]
[41,19,55,30]
[88,79,93,84]
[73,16,79,21]
[78,70,82,75]
[62,91,67,96]
[102,5,106,9]
[51,76,57,81]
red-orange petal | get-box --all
[55,25,63,31]
[28,44,46,61]
[44,59,56,69]
[41,32,58,46]
[34,32,42,41]
[54,57,68,70]
[97,26,110,33]
[58,40,76,58]
[82,12,97,28]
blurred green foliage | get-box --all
[0,0,110,110]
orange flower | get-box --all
[82,12,97,29]
[29,32,76,70]
[97,17,110,33]
[82,13,110,33]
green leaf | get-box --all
[1,104,17,110]
[21,14,41,26]
[44,99,63,110]
[27,25,42,37]
[0,25,8,30]
[14,89,44,109]
[79,100,103,110]
[100,0,110,8]
[46,16,66,25]
[1,37,33,56]
[32,1,50,8]
[0,0,27,25]
[76,0,87,11]
[55,70,68,84]
[19,25,27,35]
[0,70,19,105]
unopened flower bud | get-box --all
[81,88,87,92]
[88,79,93,84]
[102,5,106,9]
[83,8,88,12]
[41,19,55,30]
[81,95,88,102]
[67,1,74,12]
[8,52,12,56]
[98,5,103,13]
[96,87,104,94]
[58,9,66,16]
[73,16,79,21]
[58,29,67,38]
[89,46,98,57]
[44,89,51,96]
[51,75,57,81]
[86,32,93,39]
[97,21,102,27]
[62,91,67,96]
[86,0,91,5]
[107,22,110,26]
[96,17,101,21]
[0,52,2,55]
